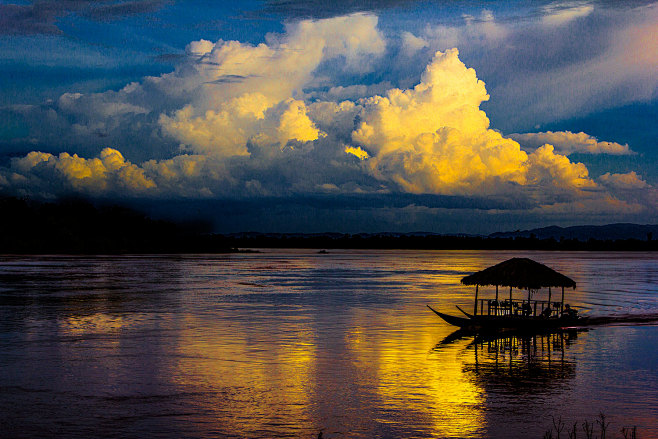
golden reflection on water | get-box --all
[348,313,486,438]
[171,314,318,436]
[165,309,491,437]
[59,313,132,336]
[160,252,589,438]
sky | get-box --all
[0,0,656,233]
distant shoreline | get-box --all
[2,235,656,255]
[1,197,655,254]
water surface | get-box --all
[0,250,656,438]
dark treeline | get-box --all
[0,197,656,253]
[0,197,233,254]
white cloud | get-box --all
[542,3,594,26]
[510,131,633,155]
[401,31,428,57]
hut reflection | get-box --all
[463,330,581,394]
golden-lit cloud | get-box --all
[350,49,599,197]
[352,49,528,195]
[526,144,595,189]
[8,148,155,195]
[159,13,384,156]
[160,97,322,156]
[0,12,653,220]
[345,146,369,160]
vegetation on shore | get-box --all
[543,413,638,439]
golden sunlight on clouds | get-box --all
[160,13,384,156]
[351,49,528,194]
[351,49,598,196]
[526,144,595,189]
[0,12,652,218]
[11,148,155,194]
[345,146,369,160]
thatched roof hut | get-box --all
[461,257,576,290]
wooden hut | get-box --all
[460,258,576,317]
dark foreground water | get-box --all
[0,250,656,438]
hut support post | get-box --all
[548,287,552,307]
[495,285,499,315]
[474,285,479,315]
[561,286,564,314]
[509,286,513,315]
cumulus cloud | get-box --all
[0,12,652,222]
[510,131,633,155]
[525,144,595,190]
[160,97,322,157]
[350,49,599,198]
[149,13,384,156]
[401,31,429,57]
[351,49,528,195]
[6,148,155,197]
[599,171,650,189]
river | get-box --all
[0,250,656,438]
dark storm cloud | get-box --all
[161,193,537,213]
[0,0,168,35]
[128,193,538,234]
[0,3,63,35]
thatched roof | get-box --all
[461,257,576,289]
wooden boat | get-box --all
[427,304,585,332]
[428,258,587,332]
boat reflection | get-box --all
[434,329,583,395]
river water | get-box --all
[0,250,656,438]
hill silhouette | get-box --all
[489,224,657,242]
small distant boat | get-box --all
[428,258,587,332]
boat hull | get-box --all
[427,304,585,332]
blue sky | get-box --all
[0,0,656,233]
